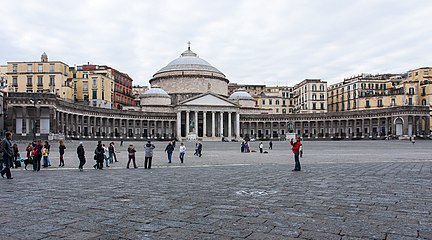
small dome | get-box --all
[229,89,253,100]
[143,87,169,97]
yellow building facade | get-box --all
[5,53,73,100]
[72,66,114,109]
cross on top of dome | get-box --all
[181,41,197,57]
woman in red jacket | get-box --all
[290,137,302,171]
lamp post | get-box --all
[29,99,41,140]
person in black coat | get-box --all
[94,141,104,169]
[1,132,14,179]
[77,142,86,171]
[165,142,174,163]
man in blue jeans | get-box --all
[165,142,174,163]
[1,132,14,179]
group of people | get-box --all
[1,132,303,178]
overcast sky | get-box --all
[1,0,431,86]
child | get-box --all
[42,146,49,167]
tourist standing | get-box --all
[94,141,104,169]
[26,143,33,163]
[12,143,19,168]
[58,140,66,167]
[33,139,43,172]
[269,140,273,150]
[77,142,86,171]
[111,142,118,162]
[179,142,186,163]
[245,141,250,153]
[42,145,49,168]
[1,132,14,179]
[259,142,263,153]
[127,144,137,168]
[240,141,245,152]
[290,137,302,171]
[144,140,155,169]
[103,144,109,167]
[165,142,174,163]
[108,142,115,164]
[44,141,51,167]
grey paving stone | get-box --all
[2,140,432,239]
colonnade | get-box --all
[176,110,240,139]
[240,115,430,139]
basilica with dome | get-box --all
[5,46,430,141]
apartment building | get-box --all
[292,79,327,113]
[5,53,73,100]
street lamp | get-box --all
[29,99,41,140]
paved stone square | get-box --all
[1,140,432,239]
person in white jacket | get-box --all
[179,142,186,163]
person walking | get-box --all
[127,144,137,168]
[144,140,155,169]
[165,142,174,163]
[259,142,264,153]
[77,142,86,171]
[94,141,105,170]
[1,132,14,179]
[269,140,273,150]
[58,139,66,167]
[290,137,302,171]
[196,141,203,157]
[179,142,186,163]
[32,139,43,172]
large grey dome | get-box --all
[229,89,253,100]
[154,48,224,76]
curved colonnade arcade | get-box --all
[6,93,430,141]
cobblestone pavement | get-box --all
[1,140,432,239]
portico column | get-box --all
[236,112,240,138]
[353,119,357,138]
[177,111,181,139]
[195,111,199,136]
[186,111,190,134]
[220,111,224,137]
[361,119,365,138]
[211,111,215,137]
[228,112,232,138]
[270,121,273,139]
[203,111,207,137]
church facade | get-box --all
[5,47,431,140]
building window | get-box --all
[49,76,55,86]
[37,76,43,86]
[262,100,265,105]
[92,78,97,87]
[38,64,43,72]
[422,99,427,106]
[92,90,97,99]
[269,100,272,105]
[50,64,54,72]
[282,100,286,106]
[282,108,286,113]
[408,98,413,105]
[425,70,429,75]
[415,71,419,76]
[378,99,383,107]
[366,100,370,108]
[27,64,32,72]
[83,82,88,91]
[422,87,426,96]
[409,87,414,95]
[276,109,279,113]
[275,100,279,105]
[391,98,396,106]
[312,103,316,110]
[12,76,18,87]
[320,103,324,110]
[320,94,324,100]
[27,76,33,86]
[312,84,316,91]
[353,101,356,109]
[12,64,17,73]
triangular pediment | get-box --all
[180,93,237,106]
